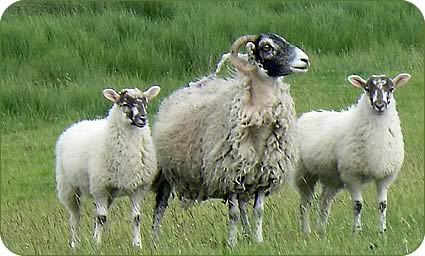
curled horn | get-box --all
[229,35,258,73]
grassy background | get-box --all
[1,0,423,254]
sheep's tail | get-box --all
[151,168,167,193]
[187,53,236,89]
[215,53,232,74]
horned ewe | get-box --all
[295,73,411,235]
[152,33,310,245]
[55,86,160,248]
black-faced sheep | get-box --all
[294,73,411,234]
[152,33,310,245]
[55,86,160,248]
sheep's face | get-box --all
[364,76,394,113]
[103,86,161,128]
[348,74,411,114]
[253,33,309,77]
[116,90,149,128]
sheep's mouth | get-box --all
[131,120,146,128]
[289,48,310,73]
[290,65,309,72]
[375,109,386,115]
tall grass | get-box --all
[0,0,423,255]
[1,0,423,130]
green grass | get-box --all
[1,0,424,255]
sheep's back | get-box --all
[55,119,106,194]
[155,76,299,200]
[153,79,237,198]
[297,105,404,182]
[296,111,346,177]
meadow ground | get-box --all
[0,0,424,255]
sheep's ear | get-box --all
[144,85,161,100]
[348,75,367,89]
[392,73,411,88]
[103,88,120,102]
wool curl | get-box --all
[55,102,158,200]
[153,72,298,204]
[294,93,404,185]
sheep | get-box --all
[55,85,161,248]
[151,33,310,246]
[294,73,411,235]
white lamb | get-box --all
[55,85,161,248]
[294,73,411,234]
[151,33,309,246]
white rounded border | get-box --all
[0,0,20,20]
[0,2,23,255]
[0,0,422,255]
[405,0,424,255]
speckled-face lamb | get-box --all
[152,33,309,245]
[294,73,411,235]
[55,86,160,248]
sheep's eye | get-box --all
[122,104,131,112]
[263,44,272,52]
[364,86,369,91]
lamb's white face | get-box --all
[103,86,161,128]
[348,73,411,114]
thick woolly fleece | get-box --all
[153,72,297,202]
[295,93,404,187]
[55,104,158,201]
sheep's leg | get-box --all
[376,177,393,233]
[227,193,239,246]
[69,192,81,248]
[317,186,338,235]
[152,180,171,242]
[58,183,81,248]
[130,187,144,248]
[238,197,251,239]
[69,212,81,249]
[93,194,109,245]
[348,180,363,232]
[296,172,318,235]
[253,190,265,242]
[66,193,81,248]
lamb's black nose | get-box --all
[375,102,385,111]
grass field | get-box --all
[0,0,424,255]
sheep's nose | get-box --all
[375,102,386,111]
[132,114,147,128]
[300,58,309,65]
[139,116,147,123]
